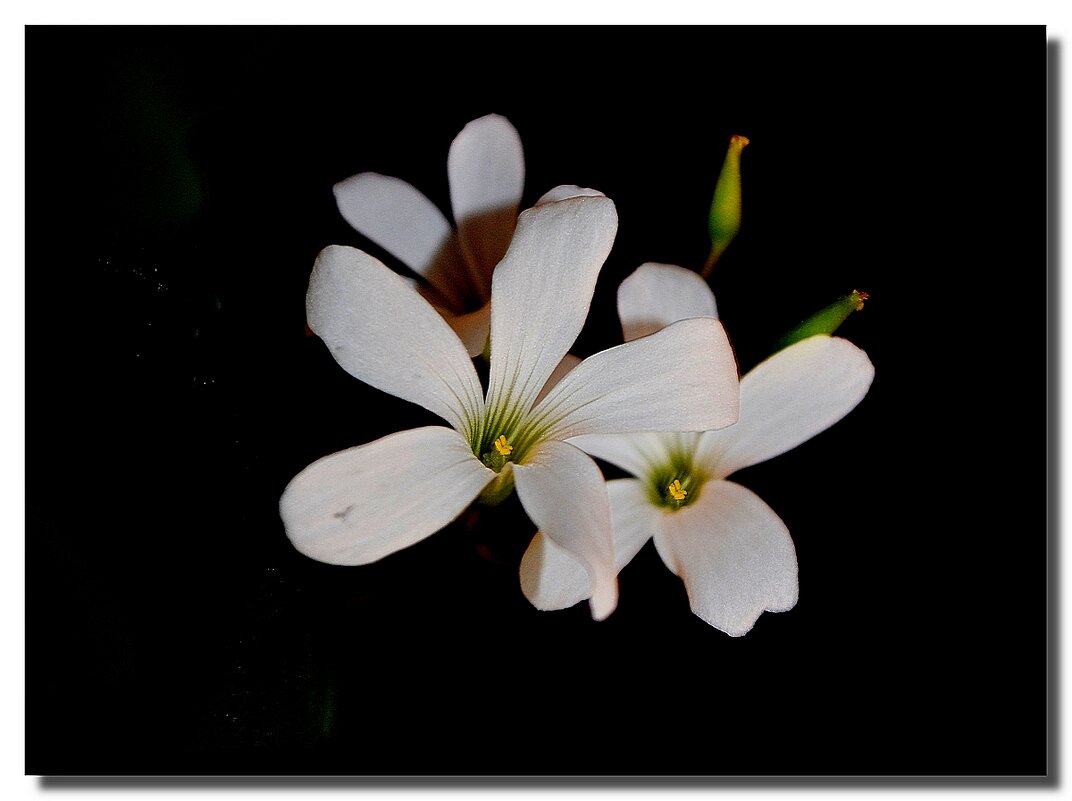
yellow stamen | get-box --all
[494,435,513,457]
[668,479,687,501]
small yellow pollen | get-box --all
[668,479,687,502]
[852,289,871,312]
[494,435,513,457]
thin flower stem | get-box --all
[700,245,721,280]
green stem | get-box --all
[700,244,723,279]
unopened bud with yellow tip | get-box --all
[774,289,870,352]
[702,134,749,278]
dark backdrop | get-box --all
[26,25,1048,777]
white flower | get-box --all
[333,113,530,356]
[280,200,740,621]
[520,262,875,635]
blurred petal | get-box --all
[532,353,582,407]
[332,172,470,311]
[694,335,874,478]
[535,185,606,205]
[280,426,494,566]
[307,245,485,440]
[654,480,798,636]
[520,478,658,611]
[447,114,525,292]
[513,440,618,620]
[618,262,718,342]
[532,317,739,441]
[485,195,618,426]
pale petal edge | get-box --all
[654,479,798,636]
[618,261,718,342]
[280,426,494,566]
[519,478,659,611]
[513,440,618,620]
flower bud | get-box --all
[774,289,870,351]
[703,134,749,277]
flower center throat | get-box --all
[481,433,514,472]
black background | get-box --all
[26,26,1048,777]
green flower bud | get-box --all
[703,134,749,278]
[774,289,870,352]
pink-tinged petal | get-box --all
[531,317,739,441]
[332,172,471,311]
[485,195,618,425]
[447,114,525,294]
[512,440,618,620]
[535,185,606,205]
[280,427,494,566]
[653,480,798,636]
[520,478,658,611]
[307,245,485,440]
[694,335,875,479]
[532,353,582,407]
[618,262,718,342]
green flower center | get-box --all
[648,453,706,510]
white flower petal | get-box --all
[332,172,470,311]
[440,301,492,357]
[307,245,485,439]
[532,317,739,441]
[519,478,658,611]
[535,185,606,205]
[447,114,525,293]
[618,262,718,342]
[485,195,619,424]
[653,480,798,636]
[280,426,494,566]
[567,432,697,480]
[512,440,618,620]
[694,335,875,479]
[532,353,582,407]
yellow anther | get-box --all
[668,479,687,501]
[494,435,513,457]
